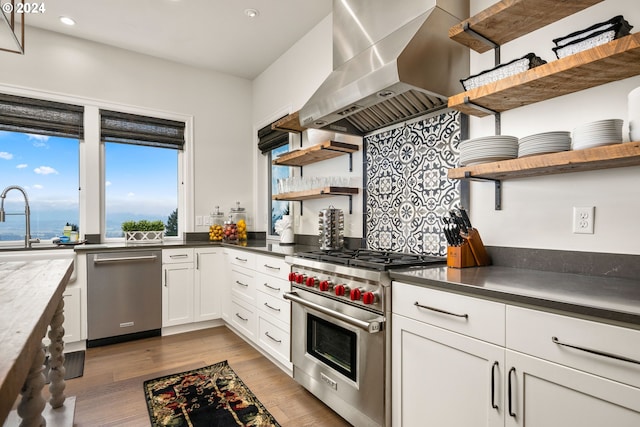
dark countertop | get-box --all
[70,239,318,258]
[390,266,640,328]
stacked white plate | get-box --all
[572,119,623,150]
[459,135,518,166]
[518,131,571,157]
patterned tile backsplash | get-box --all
[365,110,462,256]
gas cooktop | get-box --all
[293,248,445,271]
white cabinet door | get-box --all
[392,313,505,427]
[505,349,640,427]
[162,263,194,327]
[194,248,223,321]
[62,286,81,343]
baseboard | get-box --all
[161,319,225,336]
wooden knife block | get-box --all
[447,228,491,268]
[447,243,476,268]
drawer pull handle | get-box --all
[263,283,281,291]
[265,332,282,343]
[491,361,499,410]
[264,264,280,271]
[235,313,248,322]
[552,336,640,365]
[235,280,249,287]
[263,302,281,312]
[170,254,189,259]
[235,257,248,262]
[414,302,469,319]
[508,367,516,418]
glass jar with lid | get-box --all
[230,201,248,241]
[209,206,225,241]
[223,215,238,242]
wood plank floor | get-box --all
[45,326,352,426]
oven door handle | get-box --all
[284,292,384,334]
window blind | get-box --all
[0,93,84,138]
[258,117,289,154]
[100,110,185,150]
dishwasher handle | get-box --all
[93,254,158,264]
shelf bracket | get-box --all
[463,97,501,135]
[464,171,502,210]
[463,22,500,64]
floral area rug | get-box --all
[143,360,281,427]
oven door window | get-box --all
[306,313,357,381]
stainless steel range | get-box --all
[284,249,445,427]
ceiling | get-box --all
[24,0,332,80]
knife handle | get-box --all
[459,207,473,229]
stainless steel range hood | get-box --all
[299,0,469,136]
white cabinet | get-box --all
[62,286,81,343]
[194,248,223,321]
[162,247,224,328]
[392,282,505,427]
[392,281,640,427]
[162,248,194,327]
[504,306,640,427]
[225,249,257,340]
[255,253,291,368]
[224,249,292,369]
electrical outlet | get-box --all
[572,206,594,234]
[195,215,203,226]
[203,216,211,226]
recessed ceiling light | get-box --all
[59,16,76,26]
[244,8,260,18]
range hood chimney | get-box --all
[299,0,469,136]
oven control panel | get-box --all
[288,267,384,313]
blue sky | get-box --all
[0,131,177,238]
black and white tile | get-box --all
[365,111,462,256]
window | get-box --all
[0,132,79,241]
[270,144,290,236]
[258,119,290,238]
[101,110,185,239]
[0,93,83,244]
[104,142,179,238]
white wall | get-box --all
[255,0,640,254]
[1,26,253,235]
[251,15,365,238]
[468,0,640,254]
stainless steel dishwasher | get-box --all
[87,249,162,347]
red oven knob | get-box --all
[362,291,377,305]
[319,280,333,292]
[334,284,349,296]
[350,288,362,301]
[305,276,318,287]
[295,274,306,284]
[288,272,297,282]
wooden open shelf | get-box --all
[273,187,359,201]
[449,0,603,53]
[271,111,306,133]
[272,140,359,167]
[448,141,640,181]
[448,33,640,117]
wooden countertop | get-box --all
[0,259,74,424]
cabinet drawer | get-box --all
[507,306,640,389]
[230,267,255,305]
[255,254,289,280]
[230,298,256,341]
[392,281,505,346]
[258,316,290,365]
[257,291,290,325]
[162,248,194,264]
[228,250,256,269]
[255,272,290,299]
